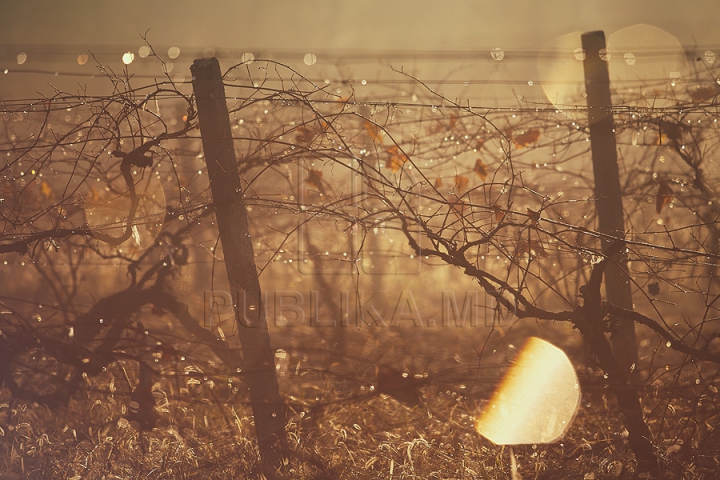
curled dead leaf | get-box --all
[474,158,488,181]
[659,122,683,144]
[492,204,505,222]
[305,169,326,196]
[526,208,541,225]
[454,175,469,193]
[449,198,465,216]
[511,129,541,149]
[656,180,673,214]
[295,125,322,145]
[364,120,384,143]
[39,181,54,200]
[385,145,406,172]
[689,85,716,104]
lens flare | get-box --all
[607,24,689,108]
[476,337,580,445]
[538,32,586,120]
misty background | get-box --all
[2,0,719,100]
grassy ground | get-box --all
[1,325,719,479]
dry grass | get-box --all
[1,325,719,480]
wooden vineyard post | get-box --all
[581,31,658,474]
[191,58,287,475]
[581,31,639,384]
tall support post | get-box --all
[582,31,658,474]
[191,57,287,475]
[581,31,639,383]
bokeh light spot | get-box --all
[476,337,580,445]
[607,24,689,108]
[538,32,585,119]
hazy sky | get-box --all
[1,1,719,99]
[2,1,719,53]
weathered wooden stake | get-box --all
[191,57,287,475]
[581,31,639,382]
[582,31,657,474]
